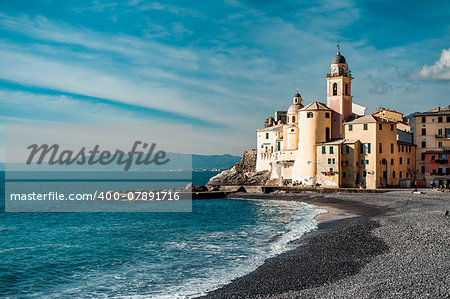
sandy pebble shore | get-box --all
[199,190,450,299]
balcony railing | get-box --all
[435,134,450,139]
[435,159,448,164]
[326,71,353,78]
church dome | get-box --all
[332,54,346,64]
[287,104,302,114]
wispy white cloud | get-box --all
[418,48,450,80]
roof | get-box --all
[424,149,450,154]
[257,124,283,132]
[344,114,396,125]
[352,102,367,116]
[414,106,450,117]
[287,103,303,114]
[332,54,346,64]
[299,101,331,111]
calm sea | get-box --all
[0,171,322,298]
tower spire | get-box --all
[337,40,340,55]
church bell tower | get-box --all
[326,42,353,121]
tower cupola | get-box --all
[293,91,302,105]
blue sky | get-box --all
[0,0,449,155]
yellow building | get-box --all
[343,115,415,188]
[255,45,416,189]
[373,108,411,133]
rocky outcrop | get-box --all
[207,150,270,186]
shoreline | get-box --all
[199,191,449,298]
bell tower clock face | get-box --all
[331,66,338,74]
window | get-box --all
[421,116,426,123]
[343,172,347,178]
[421,165,425,174]
[438,116,443,123]
[379,143,382,153]
[266,133,269,139]
[363,171,367,177]
[363,143,371,154]
[391,124,394,131]
[399,157,402,164]
[307,112,313,118]
[391,143,394,153]
[363,124,368,130]
[329,146,334,154]
[345,83,349,95]
[333,83,337,96]
[379,124,382,130]
[277,142,281,151]
[399,171,402,178]
[349,124,353,131]
[431,155,435,160]
[364,159,369,165]
[325,112,330,118]
[342,145,349,154]
[407,158,410,164]
[447,116,450,123]
[393,171,396,178]
[326,127,330,141]
[422,128,426,136]
[421,141,426,148]
[438,141,443,148]
[381,159,387,165]
[322,146,326,154]
[292,116,296,122]
[421,153,425,160]
[391,158,394,165]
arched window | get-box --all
[292,116,296,122]
[345,83,349,95]
[333,83,337,96]
[325,127,330,141]
[307,112,313,118]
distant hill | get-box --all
[0,153,241,171]
[404,113,417,132]
[192,154,240,169]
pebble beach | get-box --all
[201,190,450,298]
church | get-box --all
[256,45,416,189]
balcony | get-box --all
[436,159,448,164]
[435,134,450,139]
[326,71,353,78]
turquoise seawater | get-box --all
[0,171,322,298]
